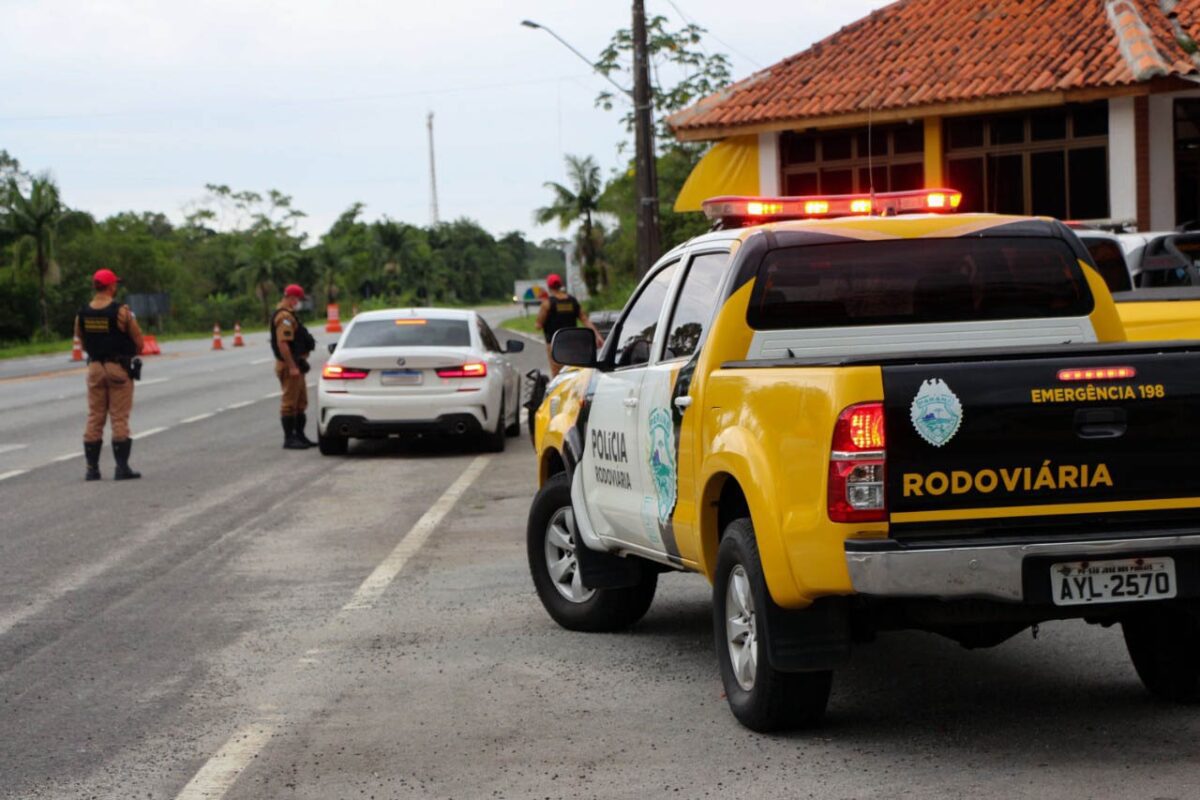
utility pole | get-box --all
[427,111,440,225]
[632,0,661,275]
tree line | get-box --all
[0,155,565,343]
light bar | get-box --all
[1058,366,1137,382]
[702,188,964,226]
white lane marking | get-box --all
[0,444,28,455]
[262,391,282,399]
[226,400,253,410]
[52,452,79,462]
[0,469,27,482]
[139,377,170,387]
[343,455,490,611]
[134,426,168,439]
[181,412,215,424]
[250,357,273,365]
[174,722,276,800]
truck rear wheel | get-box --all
[714,519,832,732]
[527,473,657,632]
[1123,607,1200,703]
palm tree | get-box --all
[535,155,605,293]
[232,229,299,324]
[3,174,73,335]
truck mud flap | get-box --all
[763,596,852,672]
[575,540,655,589]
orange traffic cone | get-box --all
[325,303,342,333]
[211,323,224,350]
[233,322,245,347]
[71,335,84,362]
[141,335,161,356]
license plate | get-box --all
[381,369,422,386]
[1051,557,1177,606]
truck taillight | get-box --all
[828,402,887,523]
[437,362,487,378]
[322,364,369,380]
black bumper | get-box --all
[323,414,482,438]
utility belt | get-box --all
[88,355,143,381]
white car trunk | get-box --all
[328,346,479,396]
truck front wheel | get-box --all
[714,519,832,732]
[1123,607,1200,703]
[527,473,657,632]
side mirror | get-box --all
[504,339,525,354]
[551,327,596,368]
[327,342,337,354]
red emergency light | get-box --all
[702,189,963,227]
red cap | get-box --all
[284,284,305,298]
[93,268,120,287]
[546,273,563,289]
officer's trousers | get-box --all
[85,361,133,441]
[275,360,308,416]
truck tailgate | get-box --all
[882,344,1200,539]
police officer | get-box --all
[271,284,317,449]
[535,273,602,377]
[76,268,144,480]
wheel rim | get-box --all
[544,507,594,603]
[725,564,757,691]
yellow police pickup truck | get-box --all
[526,190,1200,732]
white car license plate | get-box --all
[381,369,422,386]
[1051,557,1177,606]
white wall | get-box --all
[758,132,780,195]
[1108,96,1137,224]
[1147,89,1200,230]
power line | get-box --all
[661,0,764,69]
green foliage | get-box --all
[535,155,607,293]
[0,172,566,344]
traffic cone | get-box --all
[233,322,245,347]
[141,335,161,356]
[71,335,83,362]
[325,303,342,334]
[211,323,224,350]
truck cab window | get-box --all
[664,251,730,360]
[613,261,679,368]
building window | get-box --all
[1175,99,1200,227]
[944,101,1109,220]
[781,123,925,196]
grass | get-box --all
[500,312,540,335]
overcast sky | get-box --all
[0,0,892,242]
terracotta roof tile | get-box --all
[670,0,1200,136]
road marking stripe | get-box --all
[134,426,168,439]
[139,377,170,386]
[174,722,276,800]
[51,452,79,462]
[343,455,490,611]
[226,400,253,410]
[0,444,28,454]
[250,357,273,365]
[181,412,215,424]
[262,391,282,399]
[0,469,27,482]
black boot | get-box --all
[84,441,102,481]
[282,416,308,450]
[294,412,316,447]
[112,439,141,480]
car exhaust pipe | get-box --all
[339,424,352,436]
[453,421,467,435]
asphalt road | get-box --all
[2,305,1198,799]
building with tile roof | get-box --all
[670,0,1200,232]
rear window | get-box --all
[342,319,471,348]
[1081,238,1133,293]
[747,237,1094,330]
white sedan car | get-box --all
[317,308,525,455]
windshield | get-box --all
[342,319,471,348]
[748,237,1094,329]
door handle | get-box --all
[1074,407,1126,439]
[623,397,639,408]
[673,396,693,409]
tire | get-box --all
[505,390,521,437]
[1123,607,1200,703]
[527,473,657,632]
[482,397,506,453]
[318,430,349,456]
[713,518,832,732]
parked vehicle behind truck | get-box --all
[528,190,1200,732]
